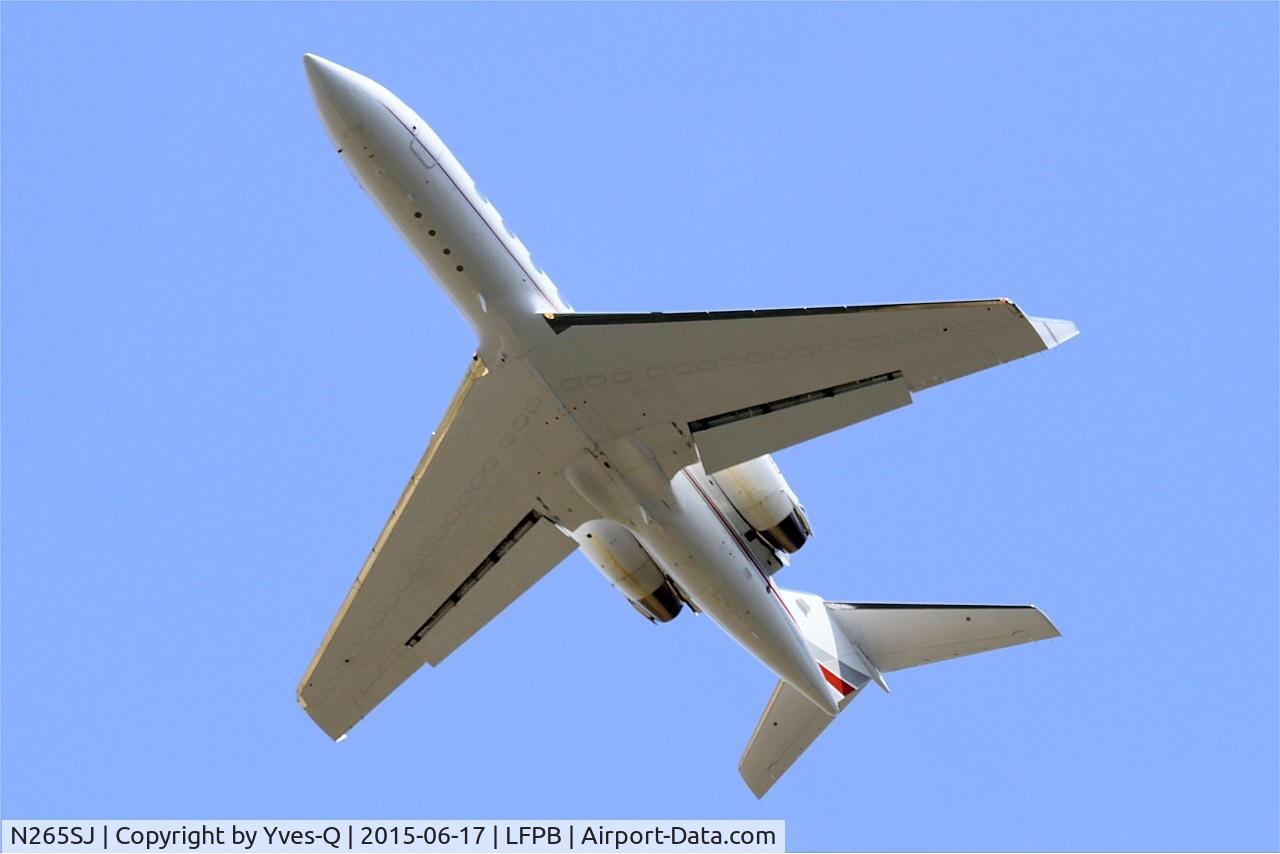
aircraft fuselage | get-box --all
[304,55,839,714]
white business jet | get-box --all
[298,54,1078,797]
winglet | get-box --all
[1028,316,1080,350]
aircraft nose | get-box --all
[303,53,342,91]
[303,53,363,135]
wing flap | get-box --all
[826,603,1061,673]
[692,372,912,474]
[410,514,576,665]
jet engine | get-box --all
[574,519,683,622]
[711,455,812,553]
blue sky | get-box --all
[2,3,1276,851]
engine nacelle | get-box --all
[574,519,683,622]
[712,455,812,553]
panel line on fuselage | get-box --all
[378,103,559,311]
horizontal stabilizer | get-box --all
[826,603,1060,673]
[739,678,861,799]
[738,597,1060,797]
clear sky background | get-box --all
[3,3,1277,851]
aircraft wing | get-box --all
[298,359,588,740]
[529,300,1077,473]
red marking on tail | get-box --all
[819,664,857,697]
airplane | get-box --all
[297,53,1078,797]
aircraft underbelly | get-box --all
[627,470,836,714]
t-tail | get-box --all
[739,589,1060,798]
